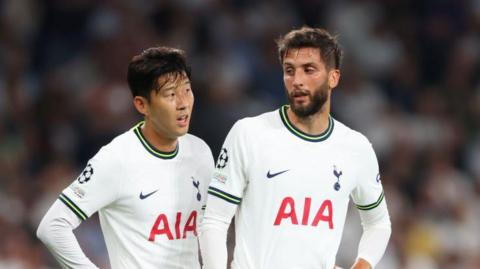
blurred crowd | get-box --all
[1,0,480,268]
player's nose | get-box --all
[176,92,190,110]
[292,72,305,87]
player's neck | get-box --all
[140,121,178,152]
[287,101,330,135]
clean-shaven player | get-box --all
[200,27,391,269]
[37,47,214,268]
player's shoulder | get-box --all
[107,125,138,149]
[92,125,138,163]
[332,117,373,152]
[180,133,212,156]
[231,109,280,134]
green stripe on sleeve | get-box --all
[208,187,241,205]
[59,193,88,221]
[355,191,385,211]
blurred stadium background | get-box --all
[1,0,480,268]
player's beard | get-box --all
[286,82,329,118]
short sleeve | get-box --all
[351,141,384,211]
[207,120,248,206]
[60,146,121,221]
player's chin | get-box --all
[173,124,190,137]
[291,101,310,111]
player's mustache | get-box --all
[291,89,310,97]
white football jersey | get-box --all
[206,106,384,269]
[60,122,214,269]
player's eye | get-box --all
[284,67,294,75]
[164,91,175,98]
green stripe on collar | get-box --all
[279,105,334,142]
[133,121,179,159]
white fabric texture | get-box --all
[37,200,99,269]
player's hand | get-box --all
[350,258,372,269]
[333,266,344,269]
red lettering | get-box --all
[175,212,182,239]
[274,197,298,225]
[273,197,334,229]
[311,200,333,229]
[302,197,311,225]
[149,214,174,241]
[183,211,197,238]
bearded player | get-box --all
[199,27,391,269]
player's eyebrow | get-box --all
[302,63,317,68]
[283,62,317,68]
[161,80,190,92]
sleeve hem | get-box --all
[208,186,242,205]
[58,193,88,221]
[355,191,384,211]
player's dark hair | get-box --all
[127,46,191,99]
[277,26,342,70]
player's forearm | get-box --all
[199,195,238,269]
[199,217,229,269]
[37,200,99,269]
[356,200,391,268]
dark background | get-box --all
[1,0,479,268]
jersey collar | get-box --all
[279,105,334,142]
[133,121,179,159]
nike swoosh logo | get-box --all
[139,190,158,200]
[266,169,289,179]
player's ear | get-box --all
[133,96,150,116]
[328,69,340,89]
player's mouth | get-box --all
[176,114,189,127]
[292,91,310,104]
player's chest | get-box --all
[248,142,358,199]
[116,160,205,219]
